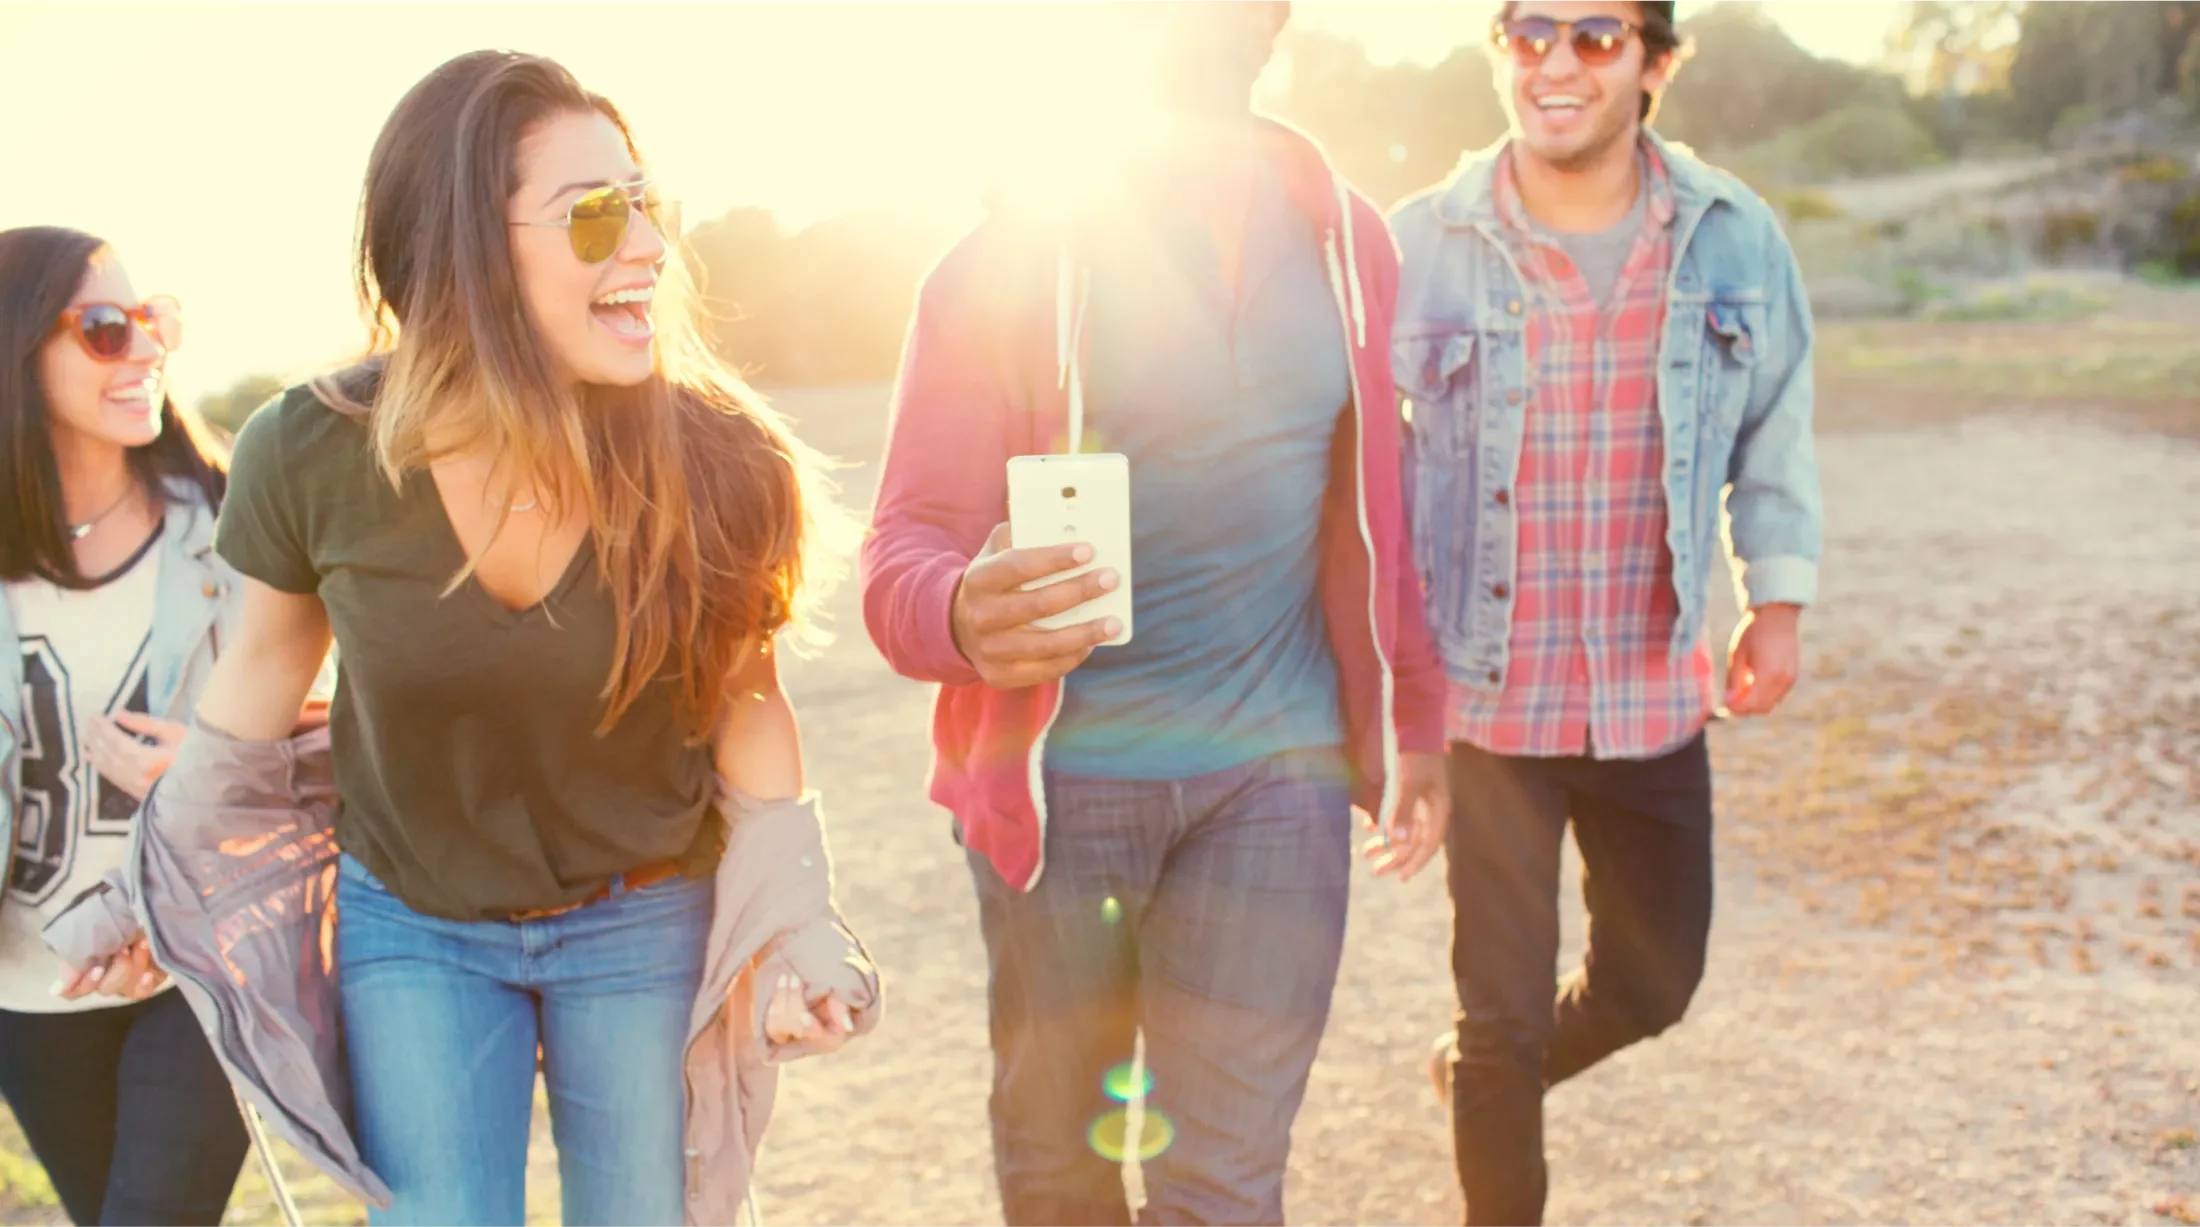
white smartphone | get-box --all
[1005,453,1133,646]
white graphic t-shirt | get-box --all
[1,544,162,1013]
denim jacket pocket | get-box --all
[1702,303,1760,443]
[1394,331,1479,460]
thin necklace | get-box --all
[67,485,136,541]
[509,495,539,513]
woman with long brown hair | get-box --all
[178,51,873,1224]
[0,226,247,1223]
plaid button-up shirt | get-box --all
[1450,144,1715,760]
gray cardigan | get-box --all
[45,722,880,1225]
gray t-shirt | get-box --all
[1048,154,1346,779]
[1549,171,1649,306]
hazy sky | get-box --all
[0,1,1899,395]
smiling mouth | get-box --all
[592,284,655,342]
[1533,94,1587,114]
[104,378,160,410]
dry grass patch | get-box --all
[1713,597,2200,985]
[1817,285,2200,439]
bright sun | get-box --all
[784,5,1170,211]
[0,1,1897,395]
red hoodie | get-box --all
[861,121,1446,893]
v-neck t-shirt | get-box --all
[216,386,719,921]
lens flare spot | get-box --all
[1102,1062,1152,1102]
[1101,896,1123,925]
[1087,1107,1176,1162]
[1140,1110,1177,1160]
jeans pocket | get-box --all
[337,852,395,897]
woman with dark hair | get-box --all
[0,226,247,1224]
[166,50,877,1224]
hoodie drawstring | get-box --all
[1333,174,1367,349]
[1056,247,1088,453]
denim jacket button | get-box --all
[1494,488,1510,506]
[1492,583,1509,599]
[1486,669,1503,684]
[202,583,220,598]
[1506,299,1522,315]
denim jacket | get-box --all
[1388,132,1822,692]
[0,482,237,911]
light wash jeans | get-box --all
[336,852,710,1226]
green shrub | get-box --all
[2172,191,2200,276]
[1733,100,1944,184]
[2134,259,2189,285]
[2184,35,2200,114]
[1927,278,2108,323]
[2120,154,2190,185]
[1769,187,1846,224]
[195,373,288,435]
[1777,100,1953,181]
[1890,267,1951,314]
[2048,103,2103,147]
[2039,210,2101,260]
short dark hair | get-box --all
[1494,1,1689,123]
[0,226,226,586]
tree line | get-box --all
[197,0,2200,425]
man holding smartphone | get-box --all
[862,5,1450,1221]
[1387,2,1822,1222]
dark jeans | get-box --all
[1444,734,1715,1227]
[968,747,1353,1226]
[0,989,248,1226]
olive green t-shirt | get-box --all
[218,385,719,921]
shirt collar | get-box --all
[1492,136,1677,237]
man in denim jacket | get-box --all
[1388,2,1822,1221]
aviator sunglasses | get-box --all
[511,177,681,264]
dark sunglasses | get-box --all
[1493,15,1638,68]
[54,296,183,362]
[511,177,681,265]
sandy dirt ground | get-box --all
[2,385,2194,1226]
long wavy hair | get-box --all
[0,226,227,587]
[323,51,843,737]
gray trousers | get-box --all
[967,747,1353,1226]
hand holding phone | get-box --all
[950,524,1122,691]
[1005,454,1132,640]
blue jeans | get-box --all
[968,747,1353,1225]
[336,853,711,1226]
